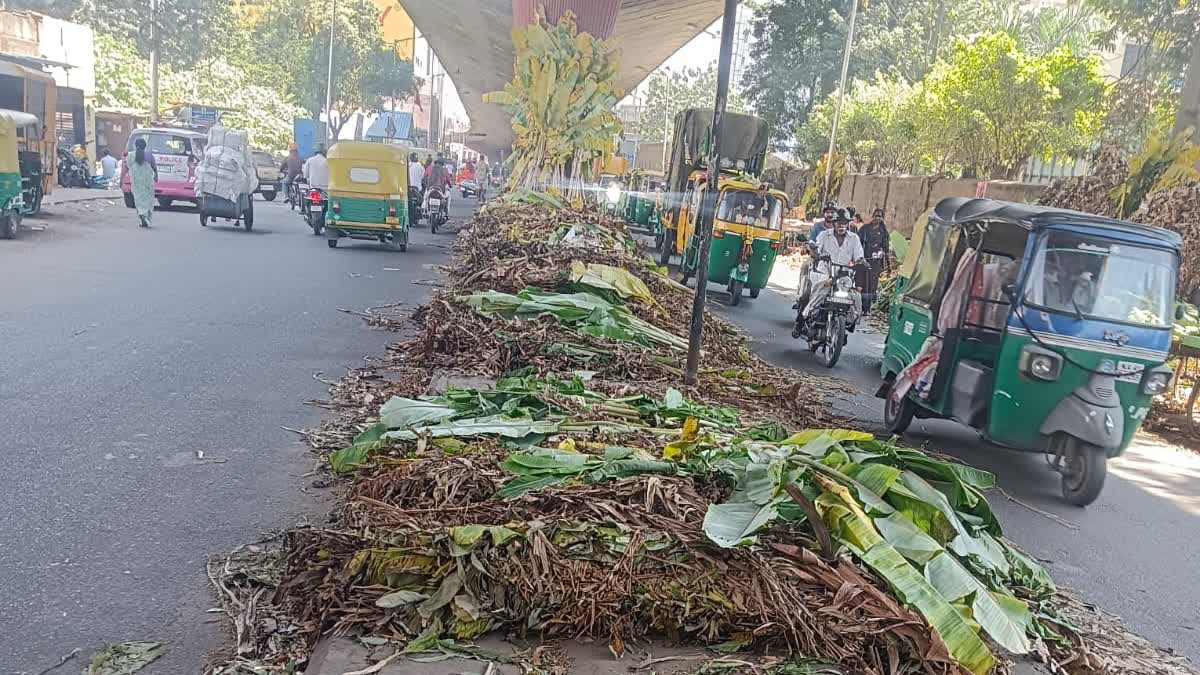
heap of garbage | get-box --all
[1037,145,1127,218]
[204,192,1186,675]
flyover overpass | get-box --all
[398,0,725,157]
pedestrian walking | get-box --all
[127,137,158,228]
[857,207,891,312]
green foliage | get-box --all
[94,34,149,109]
[795,32,1106,178]
[635,65,747,143]
[78,0,236,68]
[484,14,624,198]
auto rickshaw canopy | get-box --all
[327,141,409,197]
[0,109,39,174]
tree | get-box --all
[240,0,417,133]
[77,0,236,68]
[919,32,1105,178]
[795,75,923,174]
[1085,0,1200,139]
[635,65,746,143]
[740,0,1011,143]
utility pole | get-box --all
[149,0,159,122]
[684,0,738,385]
[325,0,337,143]
[822,0,859,205]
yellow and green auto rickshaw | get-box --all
[662,171,786,306]
[624,169,665,233]
[325,141,410,251]
[0,109,46,240]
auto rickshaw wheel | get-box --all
[728,279,744,306]
[327,238,338,248]
[883,383,914,434]
[0,213,14,240]
[1056,434,1106,506]
[749,287,760,299]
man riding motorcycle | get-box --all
[423,158,453,229]
[408,151,424,219]
[796,210,866,332]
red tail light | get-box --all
[308,190,322,202]
[712,229,724,238]
[769,241,779,250]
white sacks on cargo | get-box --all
[194,126,258,203]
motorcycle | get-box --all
[304,186,327,235]
[408,186,424,225]
[287,175,307,210]
[56,147,93,188]
[792,259,861,368]
[426,186,448,234]
[459,178,479,199]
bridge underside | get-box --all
[399,0,724,157]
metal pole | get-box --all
[149,0,159,122]
[684,0,738,385]
[325,0,337,143]
[822,0,858,204]
[660,69,672,171]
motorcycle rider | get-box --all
[303,145,329,190]
[408,151,424,207]
[797,209,865,330]
[423,157,453,214]
[857,207,891,313]
[280,145,304,205]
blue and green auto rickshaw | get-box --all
[879,197,1181,506]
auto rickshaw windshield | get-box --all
[1022,230,1176,327]
[717,190,782,229]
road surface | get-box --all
[701,261,1200,664]
[0,193,472,673]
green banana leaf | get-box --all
[380,397,458,429]
[384,416,560,441]
[925,552,1033,654]
[704,501,781,548]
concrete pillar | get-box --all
[512,0,620,39]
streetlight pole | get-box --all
[684,0,738,385]
[822,0,859,205]
[325,0,337,143]
[149,0,159,122]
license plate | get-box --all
[829,297,853,305]
[429,199,441,206]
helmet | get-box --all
[835,207,852,223]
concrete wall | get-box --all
[837,174,1046,235]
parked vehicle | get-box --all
[793,260,862,367]
[56,146,89,188]
[624,169,664,235]
[324,141,410,251]
[878,197,1182,506]
[252,150,281,201]
[120,128,205,209]
[0,110,47,239]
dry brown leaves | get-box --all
[1038,145,1127,218]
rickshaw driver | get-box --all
[796,211,866,328]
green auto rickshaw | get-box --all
[667,172,787,306]
[879,197,1181,506]
[0,109,46,239]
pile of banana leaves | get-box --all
[205,196,1108,675]
[306,380,1068,675]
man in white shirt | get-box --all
[407,152,424,197]
[99,149,119,188]
[303,145,329,189]
[799,211,866,324]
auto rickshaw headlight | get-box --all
[1141,367,1172,396]
[836,275,853,291]
[1019,345,1062,381]
[606,184,620,204]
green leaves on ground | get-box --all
[496,447,676,499]
[461,289,688,351]
[85,642,163,675]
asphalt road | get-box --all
[0,193,473,673]
[693,261,1200,664]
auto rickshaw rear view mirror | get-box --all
[1176,303,1187,321]
[1002,283,1016,301]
